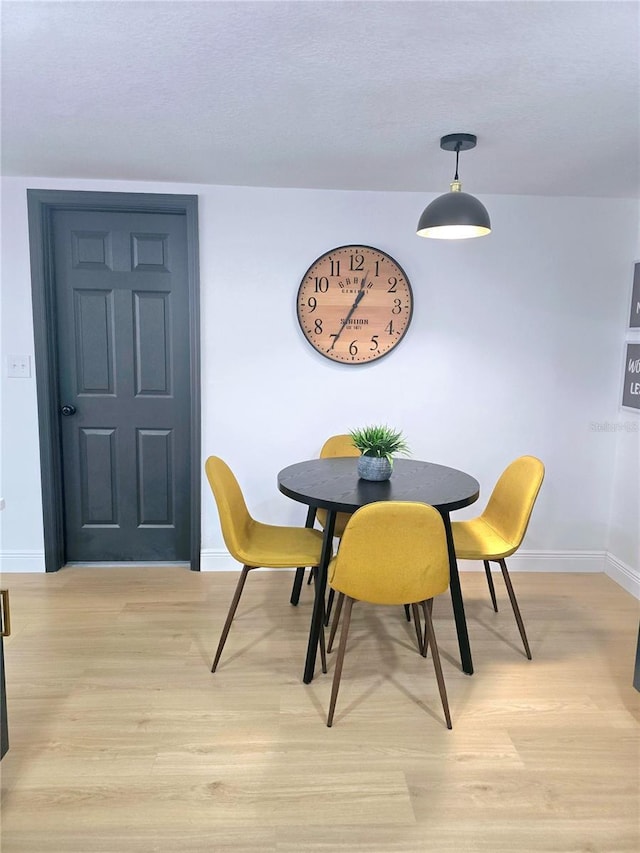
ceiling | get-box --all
[2,0,639,198]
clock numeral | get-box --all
[307,296,317,312]
[314,318,323,335]
[385,320,394,335]
[374,260,381,276]
[387,277,398,293]
[391,298,402,315]
[350,253,364,272]
[369,335,379,352]
[349,341,358,356]
[314,276,329,293]
[330,260,340,276]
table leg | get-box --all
[290,506,318,606]
[439,510,474,675]
[303,510,336,684]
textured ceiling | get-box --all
[1,0,639,197]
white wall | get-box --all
[1,176,638,592]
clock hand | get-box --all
[329,273,369,350]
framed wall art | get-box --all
[629,262,640,329]
[621,342,640,411]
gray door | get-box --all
[52,208,191,562]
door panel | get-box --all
[74,289,115,392]
[134,292,172,394]
[79,428,118,525]
[137,429,173,525]
[52,209,191,562]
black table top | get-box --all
[277,457,480,515]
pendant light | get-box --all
[416,133,491,240]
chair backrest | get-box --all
[329,501,450,605]
[320,434,360,459]
[481,456,545,550]
[204,456,253,562]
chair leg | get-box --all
[498,558,532,660]
[327,596,354,727]
[327,591,345,653]
[325,588,336,626]
[311,567,328,674]
[211,566,252,672]
[404,604,411,622]
[422,599,452,729]
[318,614,327,674]
[290,567,306,605]
[420,599,433,657]
[411,603,424,654]
[484,560,499,612]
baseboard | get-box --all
[4,549,636,601]
[200,550,240,572]
[454,549,606,573]
[604,553,640,599]
[0,551,46,572]
[199,548,606,574]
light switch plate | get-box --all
[7,355,31,378]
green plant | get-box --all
[348,424,410,462]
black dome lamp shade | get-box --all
[417,133,491,240]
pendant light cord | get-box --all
[454,144,461,181]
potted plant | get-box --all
[349,424,410,481]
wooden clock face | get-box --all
[296,245,413,364]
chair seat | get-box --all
[451,517,517,561]
[240,521,325,568]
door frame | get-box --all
[27,189,201,572]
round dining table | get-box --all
[277,457,480,683]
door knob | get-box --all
[60,405,76,416]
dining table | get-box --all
[277,457,480,684]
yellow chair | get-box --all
[451,456,545,660]
[315,434,360,536]
[205,456,327,673]
[290,434,360,606]
[326,501,452,729]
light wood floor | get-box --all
[0,567,638,852]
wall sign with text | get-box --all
[622,342,640,411]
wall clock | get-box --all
[296,244,413,364]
